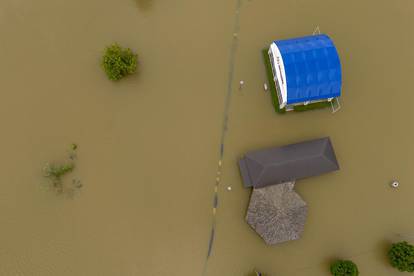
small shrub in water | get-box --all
[42,144,81,195]
[102,43,138,81]
[330,260,359,276]
[43,163,74,180]
[388,241,414,272]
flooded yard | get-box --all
[0,0,414,275]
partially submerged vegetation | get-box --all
[102,43,138,81]
[43,144,81,195]
[262,49,331,113]
[330,259,359,276]
[388,241,414,272]
[43,163,74,180]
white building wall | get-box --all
[269,43,287,108]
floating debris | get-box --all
[254,271,263,276]
[239,80,244,90]
[313,25,321,35]
[264,83,268,91]
[391,180,399,188]
[227,186,232,191]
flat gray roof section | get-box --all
[239,137,339,188]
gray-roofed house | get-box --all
[240,137,339,245]
[239,137,339,189]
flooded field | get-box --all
[1,0,414,275]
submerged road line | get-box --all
[202,0,243,275]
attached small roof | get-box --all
[272,34,342,104]
[239,137,339,188]
[246,181,307,245]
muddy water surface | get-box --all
[1,0,414,275]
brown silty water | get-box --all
[0,0,413,275]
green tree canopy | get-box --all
[102,43,138,81]
[330,260,359,276]
[389,241,414,272]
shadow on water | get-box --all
[134,0,153,11]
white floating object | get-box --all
[313,26,321,35]
[239,80,244,90]
[391,180,399,188]
[264,83,268,91]
[227,186,232,191]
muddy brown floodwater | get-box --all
[1,0,414,275]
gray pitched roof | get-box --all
[239,137,339,188]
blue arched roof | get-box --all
[274,34,342,104]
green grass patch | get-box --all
[262,48,331,113]
[293,101,331,111]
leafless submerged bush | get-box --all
[42,144,82,196]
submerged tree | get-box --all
[43,144,82,195]
[389,241,414,272]
[101,43,138,81]
[330,260,359,276]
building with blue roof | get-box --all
[268,34,342,111]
